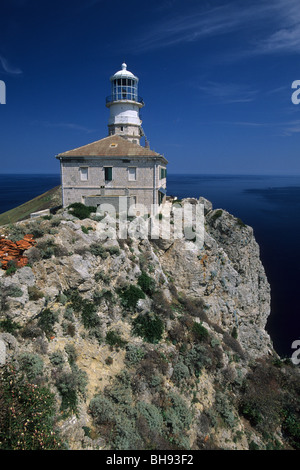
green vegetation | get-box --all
[55,364,88,416]
[118,285,145,310]
[210,209,223,222]
[88,368,192,450]
[125,344,145,365]
[63,289,102,341]
[68,202,96,220]
[0,317,21,334]
[137,271,156,296]
[28,285,45,301]
[37,308,58,338]
[0,364,63,450]
[236,217,247,228]
[132,312,164,343]
[90,243,120,258]
[192,321,209,342]
[106,330,127,349]
[18,352,44,382]
[90,243,109,258]
[81,225,93,234]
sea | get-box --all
[0,173,300,359]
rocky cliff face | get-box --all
[0,198,299,451]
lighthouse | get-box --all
[106,63,145,145]
[56,62,167,211]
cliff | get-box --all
[0,197,299,451]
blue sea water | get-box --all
[0,173,299,358]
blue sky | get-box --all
[1,0,300,174]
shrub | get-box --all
[236,217,246,228]
[239,401,262,427]
[0,317,21,334]
[113,415,141,450]
[132,312,164,343]
[215,391,236,427]
[90,243,108,258]
[106,245,120,256]
[64,306,74,321]
[136,401,164,432]
[62,321,76,337]
[162,392,192,446]
[172,361,190,384]
[20,321,43,339]
[106,330,127,349]
[55,364,88,415]
[125,344,145,365]
[282,409,300,450]
[81,300,101,329]
[89,394,116,425]
[152,291,175,319]
[0,364,63,450]
[93,289,114,305]
[211,209,223,222]
[37,308,58,338]
[7,225,26,242]
[192,321,209,342]
[137,271,156,296]
[238,360,283,432]
[26,221,47,239]
[63,289,84,312]
[81,225,92,234]
[68,202,96,220]
[183,344,211,376]
[28,285,44,301]
[64,344,77,365]
[105,370,133,407]
[5,260,17,276]
[36,239,56,259]
[94,270,110,283]
[49,351,65,369]
[118,285,145,310]
[177,295,208,321]
[6,285,23,297]
[18,352,44,382]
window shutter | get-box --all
[80,167,88,181]
[128,167,136,181]
[105,167,112,181]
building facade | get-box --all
[56,63,167,213]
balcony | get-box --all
[106,94,144,106]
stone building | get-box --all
[56,63,168,214]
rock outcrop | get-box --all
[0,198,299,451]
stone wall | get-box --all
[61,157,167,211]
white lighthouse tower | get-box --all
[106,63,145,145]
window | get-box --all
[80,167,88,181]
[160,167,167,179]
[104,167,113,181]
[128,167,136,181]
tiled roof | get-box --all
[56,135,167,161]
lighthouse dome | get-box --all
[110,63,138,82]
